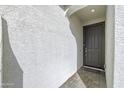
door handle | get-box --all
[84,48,87,56]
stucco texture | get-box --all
[0,5,77,88]
[114,5,124,88]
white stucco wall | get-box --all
[68,14,83,70]
[0,5,77,88]
[105,5,115,88]
[114,5,124,88]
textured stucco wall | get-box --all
[68,14,83,70]
[105,5,115,88]
[114,5,124,88]
[0,5,77,88]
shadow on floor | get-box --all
[2,17,23,88]
[60,72,86,88]
[60,67,106,88]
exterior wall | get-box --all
[0,5,77,88]
[68,14,83,70]
[105,5,115,88]
[2,5,124,88]
[114,5,124,88]
[0,16,2,88]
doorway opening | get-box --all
[83,22,105,71]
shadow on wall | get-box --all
[59,6,83,72]
[2,18,23,88]
[69,21,83,70]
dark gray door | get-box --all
[83,22,105,69]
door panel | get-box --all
[83,22,105,69]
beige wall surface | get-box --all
[105,5,115,88]
[69,13,83,70]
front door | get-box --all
[83,22,105,69]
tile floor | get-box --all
[60,67,106,88]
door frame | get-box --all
[83,21,105,71]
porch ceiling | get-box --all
[76,5,106,23]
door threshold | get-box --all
[83,65,105,72]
